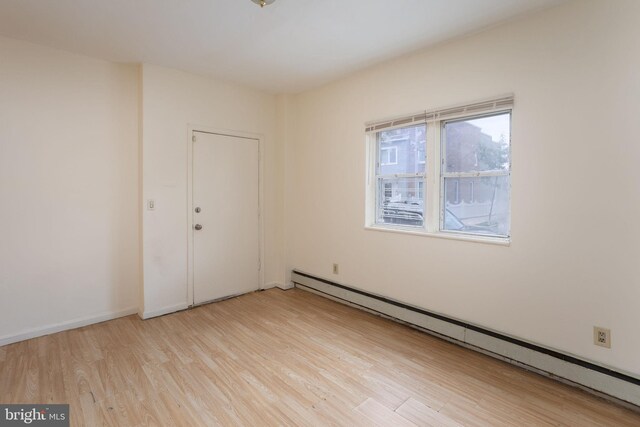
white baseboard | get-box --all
[141,302,189,320]
[0,306,138,347]
[263,281,294,290]
[292,270,640,409]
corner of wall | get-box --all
[137,63,145,318]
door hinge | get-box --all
[258,259,261,271]
[192,134,196,142]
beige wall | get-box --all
[140,64,284,317]
[0,37,139,343]
[0,42,285,340]
[284,0,640,375]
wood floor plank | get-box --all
[355,397,416,426]
[0,288,638,426]
[395,397,462,427]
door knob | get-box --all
[194,224,203,230]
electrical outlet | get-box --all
[332,263,339,275]
[147,199,155,210]
[593,326,611,348]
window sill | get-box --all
[364,224,511,246]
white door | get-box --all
[192,131,260,305]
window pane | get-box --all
[380,146,397,165]
[444,113,510,173]
[378,124,426,175]
[442,176,510,237]
[377,177,424,227]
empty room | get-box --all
[1,0,639,425]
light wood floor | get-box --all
[1,288,638,426]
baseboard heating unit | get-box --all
[291,270,640,409]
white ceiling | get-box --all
[0,0,565,93]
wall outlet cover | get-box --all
[593,326,611,349]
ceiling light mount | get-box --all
[251,0,275,8]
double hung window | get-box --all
[366,96,512,241]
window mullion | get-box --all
[426,124,439,233]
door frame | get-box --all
[186,124,265,307]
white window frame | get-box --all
[417,144,426,165]
[380,146,398,165]
[364,96,512,245]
